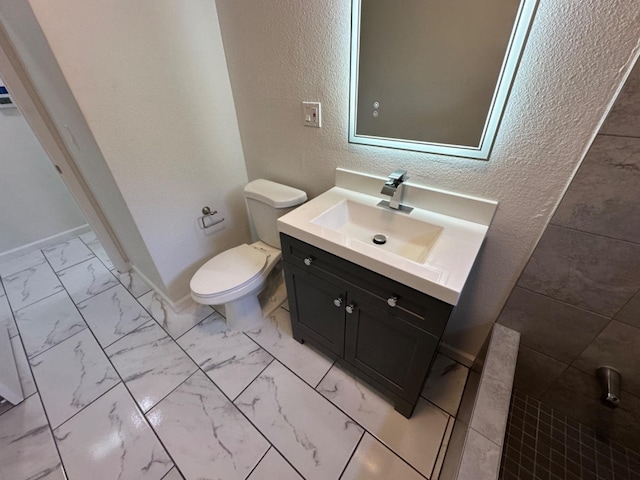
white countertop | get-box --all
[278,170,497,305]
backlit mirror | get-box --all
[349,0,538,159]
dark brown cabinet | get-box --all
[281,233,453,417]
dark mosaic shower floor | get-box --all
[499,389,640,480]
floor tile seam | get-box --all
[142,356,281,478]
[309,360,451,478]
[101,318,164,353]
[0,259,48,281]
[33,391,70,480]
[51,380,123,431]
[241,328,333,391]
[230,357,276,403]
[110,267,153,299]
[0,391,38,418]
[46,255,98,275]
[313,358,337,389]
[47,252,97,275]
[429,415,453,480]
[26,322,91,363]
[336,430,366,480]
[109,300,446,478]
[418,358,470,417]
[244,446,273,480]
[171,310,220,341]
[72,281,121,307]
[39,275,187,474]
[20,322,90,362]
[3,284,64,315]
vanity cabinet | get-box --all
[281,233,453,417]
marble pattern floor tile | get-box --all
[1,334,38,417]
[78,284,153,348]
[0,394,65,480]
[79,230,114,270]
[54,383,173,480]
[247,448,303,480]
[341,433,426,480]
[0,293,18,337]
[147,370,269,480]
[245,308,334,386]
[138,291,215,339]
[116,269,152,298]
[57,257,119,305]
[0,278,5,296]
[10,334,37,399]
[3,262,64,311]
[317,364,450,478]
[236,361,364,480]
[421,353,469,416]
[30,329,120,428]
[15,291,87,358]
[178,314,273,399]
[0,249,47,278]
[105,320,198,412]
[162,467,185,480]
[431,415,454,480]
[42,238,95,272]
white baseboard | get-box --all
[130,265,193,313]
[438,342,475,368]
[0,224,91,262]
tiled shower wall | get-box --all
[497,59,640,447]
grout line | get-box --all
[244,446,272,480]
[337,430,366,480]
[7,234,459,480]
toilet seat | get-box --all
[190,244,267,298]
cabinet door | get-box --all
[344,287,439,401]
[284,263,346,355]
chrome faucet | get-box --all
[379,169,413,213]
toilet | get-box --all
[190,179,307,330]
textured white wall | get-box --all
[0,1,165,290]
[0,80,85,253]
[216,0,640,356]
[29,0,250,301]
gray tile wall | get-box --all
[497,58,640,448]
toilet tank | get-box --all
[244,179,307,249]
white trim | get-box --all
[130,265,193,313]
[438,342,475,368]
[0,224,91,261]
[0,22,129,272]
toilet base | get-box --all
[225,294,264,331]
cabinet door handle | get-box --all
[303,256,314,266]
[333,297,343,307]
[387,295,398,308]
[345,303,356,314]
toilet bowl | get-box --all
[190,179,306,330]
[190,241,281,330]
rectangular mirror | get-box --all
[349,0,538,160]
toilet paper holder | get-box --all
[200,206,224,229]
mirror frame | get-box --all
[349,0,538,160]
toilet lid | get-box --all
[190,244,267,296]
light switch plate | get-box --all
[303,101,321,127]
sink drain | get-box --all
[372,234,387,245]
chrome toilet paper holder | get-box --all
[199,206,224,229]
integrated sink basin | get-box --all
[277,169,497,305]
[312,199,443,263]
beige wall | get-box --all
[0,1,165,291]
[216,0,640,356]
[0,76,85,253]
[27,0,250,301]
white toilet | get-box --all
[190,179,307,330]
